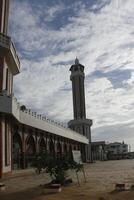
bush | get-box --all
[33,152,83,185]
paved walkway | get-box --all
[1,160,134,200]
[1,168,51,193]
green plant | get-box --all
[33,152,83,185]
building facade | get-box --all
[105,142,128,160]
[92,141,129,161]
[92,141,107,161]
[0,0,91,177]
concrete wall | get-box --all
[0,95,88,144]
[20,110,88,144]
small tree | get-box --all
[33,152,83,185]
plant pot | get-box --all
[0,183,6,191]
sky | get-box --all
[9,0,134,150]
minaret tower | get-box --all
[68,58,92,162]
[0,0,20,177]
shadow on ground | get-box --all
[1,186,134,200]
[0,187,44,200]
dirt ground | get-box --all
[1,159,134,200]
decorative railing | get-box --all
[21,108,70,130]
[0,32,20,70]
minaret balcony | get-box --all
[0,32,20,75]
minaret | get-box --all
[68,58,92,162]
[70,58,86,120]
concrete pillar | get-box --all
[0,0,9,34]
[0,57,4,92]
[0,116,2,177]
[21,125,26,169]
[46,135,49,152]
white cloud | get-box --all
[124,72,134,86]
[9,0,134,149]
[44,4,65,22]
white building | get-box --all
[105,142,128,159]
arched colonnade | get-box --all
[12,126,81,170]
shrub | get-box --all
[33,152,83,185]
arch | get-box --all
[26,135,36,153]
[74,145,77,150]
[63,143,67,155]
[13,132,23,170]
[69,144,73,160]
[39,137,46,153]
[26,135,36,168]
[49,138,55,155]
[57,142,62,155]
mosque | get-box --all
[0,0,92,177]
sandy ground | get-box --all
[1,159,134,200]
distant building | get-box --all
[92,141,107,161]
[105,142,128,160]
[92,141,129,161]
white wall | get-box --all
[12,97,20,121]
[20,111,88,144]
